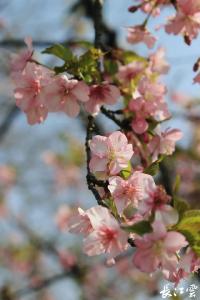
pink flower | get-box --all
[137,77,170,122]
[165,0,200,44]
[55,205,72,231]
[11,36,33,73]
[148,128,183,161]
[108,172,155,214]
[41,75,90,117]
[0,165,16,189]
[149,47,170,74]
[131,116,149,135]
[89,131,134,178]
[138,185,178,226]
[133,221,188,273]
[164,247,200,284]
[58,250,77,269]
[13,62,53,124]
[66,207,93,236]
[128,89,170,134]
[194,72,200,83]
[117,61,145,84]
[138,77,166,102]
[136,0,168,17]
[129,97,149,134]
[127,25,157,49]
[178,247,200,274]
[84,83,120,115]
[66,205,128,260]
[83,206,128,259]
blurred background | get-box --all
[0,0,200,299]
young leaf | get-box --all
[104,198,118,219]
[104,59,118,75]
[175,210,200,256]
[173,196,190,220]
[122,220,152,235]
[173,174,181,194]
[144,162,159,176]
[120,162,132,179]
[42,44,74,62]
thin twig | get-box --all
[0,105,19,142]
[12,266,82,298]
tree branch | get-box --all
[0,105,19,142]
[12,266,83,298]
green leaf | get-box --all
[54,64,67,74]
[120,162,132,179]
[144,162,159,176]
[122,220,152,235]
[173,175,181,194]
[173,196,190,220]
[104,59,118,75]
[42,44,74,62]
[104,198,118,219]
[122,50,146,65]
[175,210,200,257]
[78,48,102,83]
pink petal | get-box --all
[164,232,188,252]
[89,135,108,157]
[63,96,80,117]
[72,81,90,102]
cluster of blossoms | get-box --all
[10,2,200,286]
[128,0,200,84]
[64,130,200,284]
[11,38,121,124]
[128,0,200,47]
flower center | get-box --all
[99,226,117,245]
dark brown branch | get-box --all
[0,39,88,49]
[71,0,117,49]
[0,105,19,142]
[159,161,173,196]
[170,0,177,9]
[100,106,131,130]
[93,0,103,49]
[12,266,83,298]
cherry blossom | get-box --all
[55,205,72,231]
[148,128,183,161]
[83,206,128,259]
[133,221,188,274]
[136,0,168,16]
[164,247,200,284]
[149,47,170,74]
[138,185,178,226]
[128,88,170,134]
[117,61,145,84]
[84,83,121,115]
[66,206,128,260]
[41,75,90,117]
[165,0,200,44]
[66,207,92,236]
[127,25,157,48]
[138,77,166,102]
[193,72,200,84]
[13,62,53,124]
[0,165,16,189]
[11,36,33,73]
[89,131,134,178]
[108,172,155,214]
